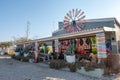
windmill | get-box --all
[63,9,86,33]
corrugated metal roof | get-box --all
[52,17,117,37]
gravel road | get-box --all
[0,55,120,80]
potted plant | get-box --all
[64,40,76,63]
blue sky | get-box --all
[0,0,120,42]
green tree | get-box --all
[0,41,12,47]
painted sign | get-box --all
[96,32,107,58]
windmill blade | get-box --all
[78,15,86,21]
[66,13,72,20]
[71,26,75,32]
[68,25,74,32]
[65,26,71,32]
[64,22,70,27]
[72,9,75,18]
[76,24,82,31]
[69,10,73,20]
[77,22,85,30]
[77,11,84,19]
[64,25,69,28]
[64,21,69,25]
[64,24,69,27]
[64,16,70,21]
[75,8,78,17]
[76,9,81,18]
[77,19,86,23]
[64,20,69,23]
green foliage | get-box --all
[12,55,30,62]
[91,37,96,44]
[11,55,21,60]
[21,56,29,62]
[64,45,75,55]
[40,48,44,53]
[13,37,27,44]
[68,63,77,72]
[84,62,95,71]
[23,45,30,53]
[40,43,48,53]
[0,41,12,47]
[92,48,97,54]
[49,60,66,69]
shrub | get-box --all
[12,55,21,61]
[92,48,97,54]
[68,63,77,72]
[49,60,67,69]
[21,56,29,62]
[84,62,95,71]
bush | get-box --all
[92,48,97,54]
[49,60,67,69]
[11,55,15,59]
[84,62,95,71]
[68,63,77,72]
[11,54,30,62]
[21,56,29,62]
[11,55,21,61]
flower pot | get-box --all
[66,55,75,63]
[24,53,29,57]
[15,52,20,56]
[0,52,4,55]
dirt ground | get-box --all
[0,55,119,80]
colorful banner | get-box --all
[96,32,107,58]
[55,39,59,52]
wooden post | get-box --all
[34,41,38,63]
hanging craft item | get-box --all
[86,37,91,45]
[80,38,83,45]
[65,40,69,46]
[63,9,86,33]
[31,43,35,51]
